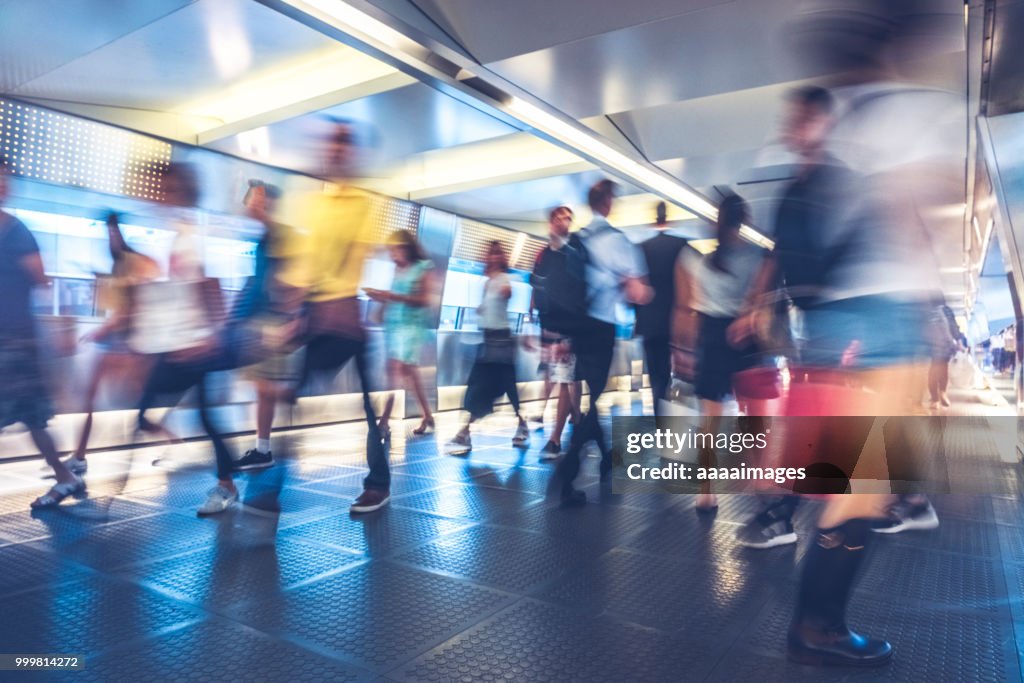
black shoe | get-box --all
[787,624,892,667]
[560,489,587,508]
[233,449,274,472]
[539,441,561,460]
[788,518,889,667]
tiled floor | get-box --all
[1,391,1023,682]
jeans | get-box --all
[298,334,390,491]
[802,296,929,369]
[557,319,616,494]
[137,355,234,481]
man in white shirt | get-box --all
[555,179,650,507]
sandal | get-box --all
[412,418,435,436]
[31,477,86,509]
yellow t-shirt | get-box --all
[279,185,381,301]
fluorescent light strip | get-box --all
[280,0,775,247]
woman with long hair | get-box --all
[677,194,763,510]
[445,240,529,455]
[365,230,437,437]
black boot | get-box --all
[787,519,892,667]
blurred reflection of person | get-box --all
[365,229,437,438]
[66,212,160,475]
[0,161,84,507]
[445,240,530,456]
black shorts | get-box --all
[695,314,756,402]
[0,337,54,430]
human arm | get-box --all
[671,252,698,380]
[726,254,776,348]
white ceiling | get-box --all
[0,0,976,276]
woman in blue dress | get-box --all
[366,230,436,437]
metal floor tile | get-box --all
[49,512,221,569]
[122,538,365,608]
[739,589,1021,682]
[226,563,514,672]
[392,524,601,593]
[857,542,1006,609]
[389,457,513,483]
[539,547,772,635]
[282,507,474,557]
[491,498,658,547]
[297,472,445,498]
[74,618,374,683]
[0,542,92,597]
[395,599,721,683]
[2,413,1023,681]
[0,575,202,658]
[392,483,544,521]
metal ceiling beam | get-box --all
[253,0,724,226]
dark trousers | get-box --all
[299,334,389,491]
[464,362,520,420]
[137,356,234,481]
[557,319,616,494]
[643,335,671,417]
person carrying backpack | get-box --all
[529,205,582,458]
[554,179,650,507]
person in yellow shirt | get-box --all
[277,119,391,513]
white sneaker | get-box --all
[873,501,939,534]
[512,422,530,448]
[445,433,472,456]
[197,485,239,516]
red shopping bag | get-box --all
[778,368,878,497]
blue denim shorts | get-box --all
[801,296,929,369]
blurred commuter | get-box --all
[555,180,651,506]
[728,4,959,663]
[0,163,82,507]
[926,294,961,409]
[638,201,688,417]
[446,240,529,455]
[365,230,437,438]
[529,205,582,459]
[276,119,391,513]
[231,180,297,472]
[727,86,850,549]
[675,194,762,511]
[66,212,160,474]
[1001,326,1015,375]
[135,163,239,516]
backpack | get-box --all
[533,231,593,336]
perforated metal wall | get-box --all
[374,196,421,242]
[453,218,545,271]
[0,98,171,201]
